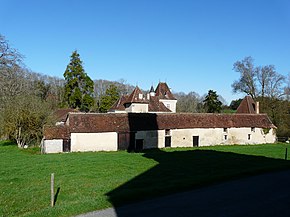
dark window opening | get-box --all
[193,136,199,147]
[165,129,171,136]
[165,136,171,147]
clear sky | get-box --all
[1,0,290,104]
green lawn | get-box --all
[1,141,290,217]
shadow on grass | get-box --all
[106,149,290,215]
[54,187,61,206]
[0,140,17,146]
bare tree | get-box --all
[232,56,258,99]
[257,65,285,99]
[0,34,23,67]
[284,72,290,101]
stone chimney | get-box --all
[256,102,259,114]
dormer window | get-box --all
[139,93,143,99]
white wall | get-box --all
[125,103,148,113]
[171,127,276,147]
[159,99,177,112]
[135,127,276,149]
[43,139,63,153]
[71,132,118,152]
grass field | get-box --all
[1,141,290,217]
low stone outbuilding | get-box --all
[42,110,276,153]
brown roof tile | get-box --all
[109,95,128,111]
[53,108,79,122]
[43,125,70,140]
[67,113,276,133]
[155,82,176,100]
[237,96,256,114]
[125,86,149,104]
[148,96,172,112]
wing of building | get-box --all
[42,93,276,153]
[109,82,177,113]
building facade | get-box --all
[42,111,276,154]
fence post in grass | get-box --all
[285,148,288,160]
[51,173,54,207]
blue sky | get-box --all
[2,0,290,104]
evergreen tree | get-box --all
[99,84,119,113]
[63,51,94,112]
[203,90,222,113]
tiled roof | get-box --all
[53,108,79,122]
[109,95,128,111]
[67,113,276,133]
[43,125,69,140]
[109,94,172,113]
[237,96,256,114]
[125,86,149,104]
[155,82,176,100]
[148,96,171,112]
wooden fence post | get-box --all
[51,173,54,207]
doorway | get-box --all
[193,136,199,147]
[165,136,171,147]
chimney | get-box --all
[256,102,259,114]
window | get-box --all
[251,127,255,132]
[166,104,170,109]
[165,129,171,136]
[139,93,143,99]
[223,128,228,133]
[248,134,251,140]
[224,135,228,140]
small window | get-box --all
[166,104,170,109]
[223,128,228,133]
[248,134,251,140]
[139,93,143,99]
[224,135,228,140]
[251,127,255,132]
[165,129,171,136]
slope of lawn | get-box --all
[1,141,290,217]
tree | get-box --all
[232,56,285,100]
[284,72,290,101]
[229,98,243,110]
[99,84,119,113]
[0,34,23,67]
[175,91,202,112]
[203,90,222,113]
[63,51,94,112]
[232,56,258,99]
[0,34,54,147]
[257,65,285,99]
[1,94,52,147]
[231,56,288,137]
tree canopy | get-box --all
[232,56,286,100]
[99,84,119,113]
[203,90,222,113]
[63,51,94,112]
